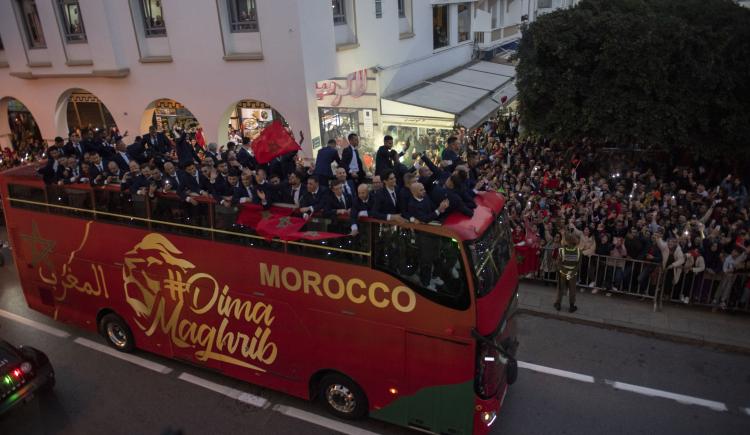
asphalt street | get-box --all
[0,248,749,435]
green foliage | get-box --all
[517,0,750,158]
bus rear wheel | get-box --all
[319,373,368,420]
[100,313,135,352]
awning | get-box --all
[381,61,518,129]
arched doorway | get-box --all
[141,98,202,134]
[58,89,118,134]
[0,97,43,154]
[218,99,287,146]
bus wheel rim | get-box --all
[106,323,128,348]
[326,384,356,414]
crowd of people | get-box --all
[2,112,749,310]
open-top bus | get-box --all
[0,163,518,435]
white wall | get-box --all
[0,0,335,156]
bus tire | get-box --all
[318,373,368,420]
[100,313,135,353]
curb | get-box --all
[517,307,750,356]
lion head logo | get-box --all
[123,234,195,321]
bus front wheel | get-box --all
[319,373,368,420]
[100,313,135,353]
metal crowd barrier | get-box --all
[526,247,750,313]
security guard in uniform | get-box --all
[554,232,580,313]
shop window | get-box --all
[398,0,406,18]
[458,3,471,43]
[490,0,501,29]
[375,0,382,18]
[318,108,359,148]
[139,0,167,37]
[16,0,47,49]
[332,0,346,25]
[432,5,449,50]
[227,0,258,32]
[56,0,86,43]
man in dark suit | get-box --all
[112,140,135,172]
[214,168,241,207]
[88,152,108,185]
[341,133,366,183]
[236,137,257,170]
[161,161,181,193]
[177,161,212,205]
[324,180,353,219]
[232,172,269,208]
[63,132,85,159]
[440,136,464,173]
[407,182,450,289]
[299,176,329,217]
[430,175,475,218]
[350,183,373,235]
[141,126,171,163]
[371,169,406,223]
[174,128,200,166]
[334,167,356,198]
[313,139,341,185]
[38,146,63,184]
[375,135,409,177]
[204,142,221,163]
[277,171,307,207]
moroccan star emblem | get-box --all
[303,231,319,237]
[261,210,273,220]
[276,216,291,229]
[19,221,56,270]
[267,141,281,154]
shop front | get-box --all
[315,69,379,156]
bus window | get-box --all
[8,184,46,212]
[373,223,469,310]
[467,213,511,297]
[150,195,211,239]
[45,184,94,219]
[93,188,147,228]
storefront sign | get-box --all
[363,109,374,138]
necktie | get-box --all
[390,191,396,206]
[293,188,299,205]
[340,196,346,208]
[247,187,253,200]
[123,153,129,164]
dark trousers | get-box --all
[556,273,577,306]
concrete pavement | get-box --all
[519,281,750,354]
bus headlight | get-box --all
[480,410,497,426]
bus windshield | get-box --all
[467,211,511,297]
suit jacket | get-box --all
[313,146,341,178]
[350,194,373,228]
[324,192,353,219]
[113,152,134,173]
[408,195,441,223]
[430,185,473,217]
[175,136,200,166]
[277,182,307,206]
[89,162,108,185]
[371,187,401,220]
[237,147,257,170]
[299,186,330,213]
[231,184,269,208]
[141,133,171,160]
[341,145,366,180]
[204,150,220,163]
[441,148,463,173]
[63,142,85,159]
[38,159,60,184]
[375,145,401,177]
[177,170,212,200]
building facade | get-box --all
[0,0,577,159]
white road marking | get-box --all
[604,380,728,412]
[178,372,268,408]
[74,337,172,374]
[273,404,381,435]
[741,407,750,417]
[0,308,70,338]
[518,361,595,383]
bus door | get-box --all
[372,224,475,434]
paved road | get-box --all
[1,250,749,435]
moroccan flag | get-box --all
[256,215,307,240]
[236,204,294,229]
[251,121,301,164]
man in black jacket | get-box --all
[351,183,373,235]
[371,170,405,222]
[407,182,449,288]
[177,161,212,205]
[375,136,409,177]
[299,177,329,217]
[341,133,366,183]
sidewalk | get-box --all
[518,281,750,354]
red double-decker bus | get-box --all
[0,164,518,435]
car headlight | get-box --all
[20,362,33,374]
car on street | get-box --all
[0,338,55,415]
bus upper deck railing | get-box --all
[526,246,750,314]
